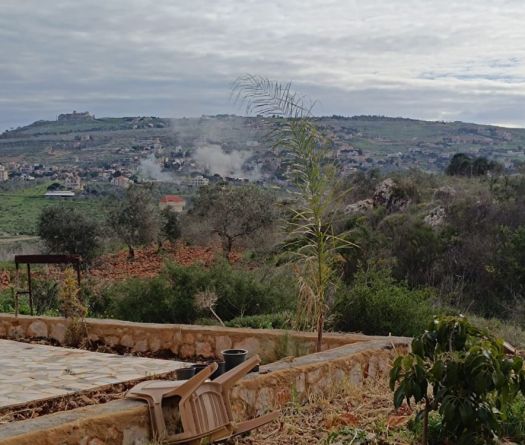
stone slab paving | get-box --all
[0,339,189,409]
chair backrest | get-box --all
[180,382,231,435]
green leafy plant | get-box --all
[233,74,356,351]
[333,267,437,337]
[390,315,525,445]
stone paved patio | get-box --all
[0,339,189,409]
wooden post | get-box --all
[15,262,19,317]
[27,263,33,316]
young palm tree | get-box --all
[233,75,356,351]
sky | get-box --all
[1,0,525,131]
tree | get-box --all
[233,74,355,351]
[38,206,100,262]
[390,315,525,445]
[107,184,160,258]
[446,153,472,176]
[446,153,502,177]
[160,207,181,244]
[185,183,278,257]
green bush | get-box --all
[100,261,295,325]
[32,277,59,315]
[391,316,525,444]
[226,311,294,329]
[501,394,525,443]
[164,260,295,321]
[332,268,438,337]
[105,276,197,324]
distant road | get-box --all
[0,236,40,244]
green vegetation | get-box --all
[38,206,101,262]
[235,75,355,351]
[108,184,160,258]
[183,182,278,256]
[446,153,503,176]
[0,181,108,236]
[390,316,525,444]
[84,260,295,324]
[333,268,438,337]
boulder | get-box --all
[373,178,411,213]
[344,198,374,215]
[424,206,446,227]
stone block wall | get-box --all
[0,314,392,363]
[0,337,409,445]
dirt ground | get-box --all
[227,379,414,445]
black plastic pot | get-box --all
[191,363,208,374]
[176,367,195,380]
[211,360,225,380]
[222,349,248,371]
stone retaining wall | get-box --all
[0,314,392,363]
[0,338,409,445]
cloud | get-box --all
[0,0,524,129]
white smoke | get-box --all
[192,145,260,179]
[138,153,173,181]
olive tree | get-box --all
[38,206,100,262]
[185,183,278,257]
[107,184,160,258]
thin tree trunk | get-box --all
[316,311,324,352]
[423,399,429,445]
[128,245,135,259]
[210,307,225,327]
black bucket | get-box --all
[192,363,208,374]
[211,360,225,380]
[176,367,195,380]
[222,349,248,371]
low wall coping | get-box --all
[0,313,397,344]
[0,338,411,443]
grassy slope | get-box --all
[3,116,525,159]
[0,182,109,236]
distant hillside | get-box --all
[1,114,525,170]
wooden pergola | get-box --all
[14,254,82,316]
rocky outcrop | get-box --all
[345,198,374,215]
[424,206,446,228]
[373,178,411,213]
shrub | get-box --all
[102,261,295,325]
[226,311,294,329]
[32,277,59,315]
[390,315,525,445]
[106,276,197,324]
[332,268,437,337]
[165,260,295,321]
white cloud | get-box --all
[1,0,524,129]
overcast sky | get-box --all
[1,0,525,131]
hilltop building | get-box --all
[159,195,186,213]
[57,111,95,122]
